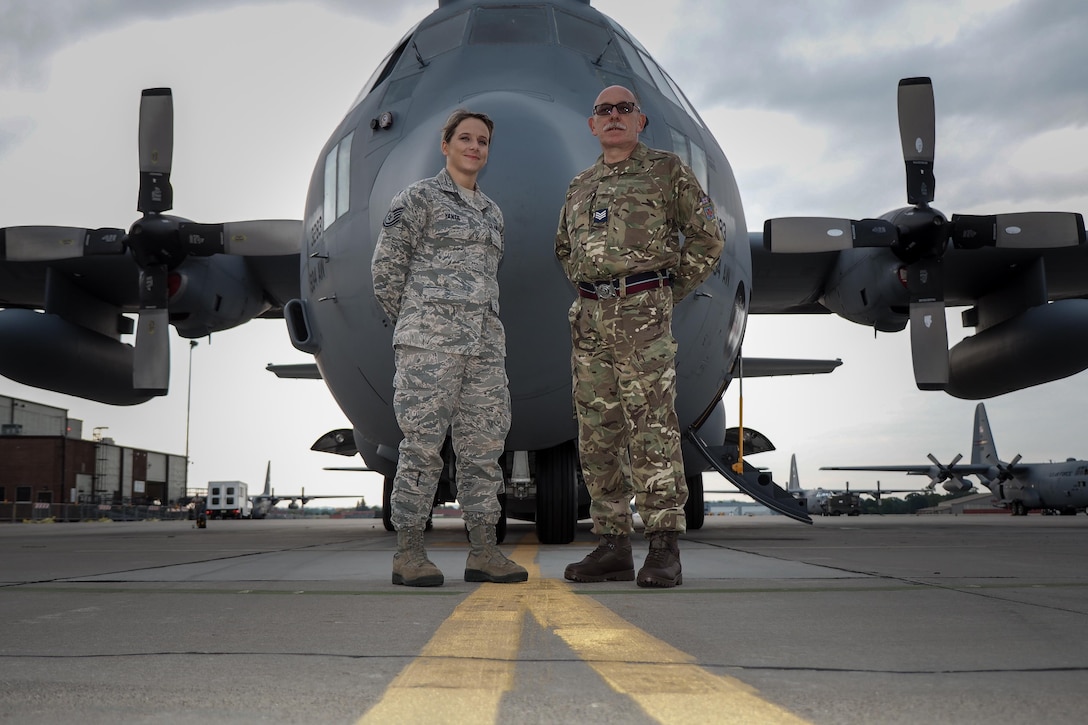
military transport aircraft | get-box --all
[823,402,1088,516]
[249,462,347,519]
[786,454,922,515]
[786,454,836,516]
[1,0,1085,542]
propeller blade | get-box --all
[132,265,171,393]
[950,212,1086,249]
[905,257,949,390]
[0,226,125,261]
[177,220,302,256]
[909,300,948,390]
[138,88,174,214]
[898,77,935,206]
[763,217,897,253]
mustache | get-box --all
[604,121,627,131]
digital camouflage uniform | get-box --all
[555,142,724,536]
[372,167,509,531]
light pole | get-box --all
[185,340,198,487]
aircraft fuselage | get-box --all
[288,1,748,484]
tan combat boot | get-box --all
[564,534,635,582]
[465,523,528,583]
[392,527,444,587]
[636,531,682,588]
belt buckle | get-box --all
[595,281,617,299]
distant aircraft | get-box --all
[786,454,834,515]
[822,403,1088,516]
[786,454,921,515]
[3,1,1083,540]
[249,462,348,519]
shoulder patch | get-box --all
[383,208,404,228]
[698,195,716,221]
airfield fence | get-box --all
[0,502,191,523]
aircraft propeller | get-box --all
[763,77,1086,391]
[984,453,1023,486]
[924,452,971,493]
[0,87,301,395]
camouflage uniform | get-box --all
[555,142,724,535]
[372,167,509,531]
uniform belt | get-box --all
[577,271,671,300]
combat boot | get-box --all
[392,527,444,587]
[636,531,682,588]
[564,534,635,582]
[465,523,528,583]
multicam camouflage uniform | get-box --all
[555,142,724,535]
[372,167,509,531]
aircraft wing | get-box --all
[267,359,842,380]
[748,234,838,315]
[821,464,990,475]
[822,455,990,494]
[741,357,842,377]
[266,363,321,379]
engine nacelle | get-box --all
[168,256,271,338]
[948,299,1088,399]
[819,248,908,332]
[0,309,153,405]
[941,477,971,493]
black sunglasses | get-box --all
[592,101,640,116]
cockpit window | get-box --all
[470,7,550,44]
[414,10,470,60]
[612,34,654,87]
[606,16,706,130]
[555,10,624,68]
[350,26,417,110]
[659,68,705,127]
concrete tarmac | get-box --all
[1,514,1086,724]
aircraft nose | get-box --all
[475,92,601,447]
[368,92,600,448]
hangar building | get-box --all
[0,395,187,512]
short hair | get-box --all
[442,109,494,144]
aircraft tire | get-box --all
[684,475,705,530]
[535,441,578,544]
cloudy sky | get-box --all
[2,0,1087,511]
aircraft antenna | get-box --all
[412,41,428,67]
[592,37,613,66]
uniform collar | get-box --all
[436,167,490,212]
[592,142,650,178]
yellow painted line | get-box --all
[359,539,810,725]
[356,549,529,724]
[521,543,809,725]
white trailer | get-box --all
[205,481,252,519]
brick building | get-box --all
[0,395,187,506]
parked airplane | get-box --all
[786,455,834,516]
[1,1,1083,540]
[786,454,921,515]
[822,403,1088,516]
[249,462,347,519]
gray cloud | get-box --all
[649,0,1088,216]
[0,0,433,88]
